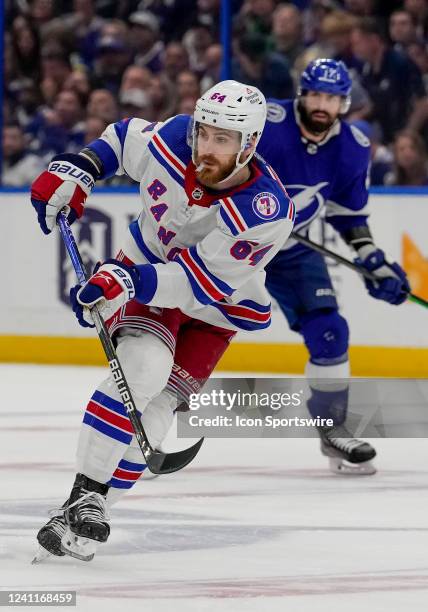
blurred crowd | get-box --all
[4,0,428,187]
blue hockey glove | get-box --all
[356,245,410,305]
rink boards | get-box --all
[2,188,428,376]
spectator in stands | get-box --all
[40,77,60,107]
[318,11,372,120]
[119,88,153,120]
[349,119,394,186]
[4,34,18,87]
[29,0,57,36]
[176,70,201,102]
[343,0,375,17]
[407,41,428,93]
[177,96,199,115]
[26,89,85,157]
[86,89,119,124]
[351,17,426,143]
[302,0,337,46]
[101,18,129,43]
[84,116,107,145]
[233,31,294,98]
[320,10,361,71]
[2,123,44,187]
[63,69,92,105]
[200,43,222,92]
[389,10,419,52]
[92,35,131,93]
[271,3,304,70]
[129,10,164,73]
[163,42,190,83]
[40,49,72,92]
[386,129,428,186]
[404,0,428,40]
[183,20,214,74]
[235,0,276,39]
[120,65,152,93]
[14,80,43,128]
[148,74,177,121]
[194,0,220,36]
[12,20,41,80]
[47,0,105,69]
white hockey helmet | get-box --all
[189,80,267,182]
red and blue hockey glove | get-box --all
[31,153,98,235]
[356,245,410,305]
[70,260,158,327]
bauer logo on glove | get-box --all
[30,153,99,235]
[70,260,141,327]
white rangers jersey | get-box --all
[86,114,295,332]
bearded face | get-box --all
[298,90,342,135]
[194,123,242,187]
[195,151,239,187]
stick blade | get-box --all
[147,437,204,474]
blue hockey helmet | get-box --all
[298,58,352,114]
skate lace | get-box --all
[66,490,109,524]
[328,436,364,452]
[45,515,66,537]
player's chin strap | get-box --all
[57,211,204,474]
[291,231,428,309]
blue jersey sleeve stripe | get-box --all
[156,114,192,166]
[83,413,133,445]
[234,299,271,313]
[107,478,134,489]
[190,246,234,296]
[148,141,185,186]
[92,390,126,416]
[87,139,119,178]
[113,118,132,153]
[129,219,164,264]
[118,459,146,471]
[210,302,271,331]
[219,205,240,236]
[175,257,213,304]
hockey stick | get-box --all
[57,212,204,474]
[291,231,428,309]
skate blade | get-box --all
[329,457,377,476]
[60,528,97,562]
[31,546,52,564]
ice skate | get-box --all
[319,426,377,475]
[31,500,69,564]
[32,513,67,563]
[60,473,110,561]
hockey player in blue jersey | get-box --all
[257,59,411,475]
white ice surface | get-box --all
[1,364,427,612]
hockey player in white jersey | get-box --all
[30,80,295,561]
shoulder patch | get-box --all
[350,125,370,148]
[266,103,286,123]
[252,192,280,220]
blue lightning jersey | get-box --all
[258,99,371,252]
